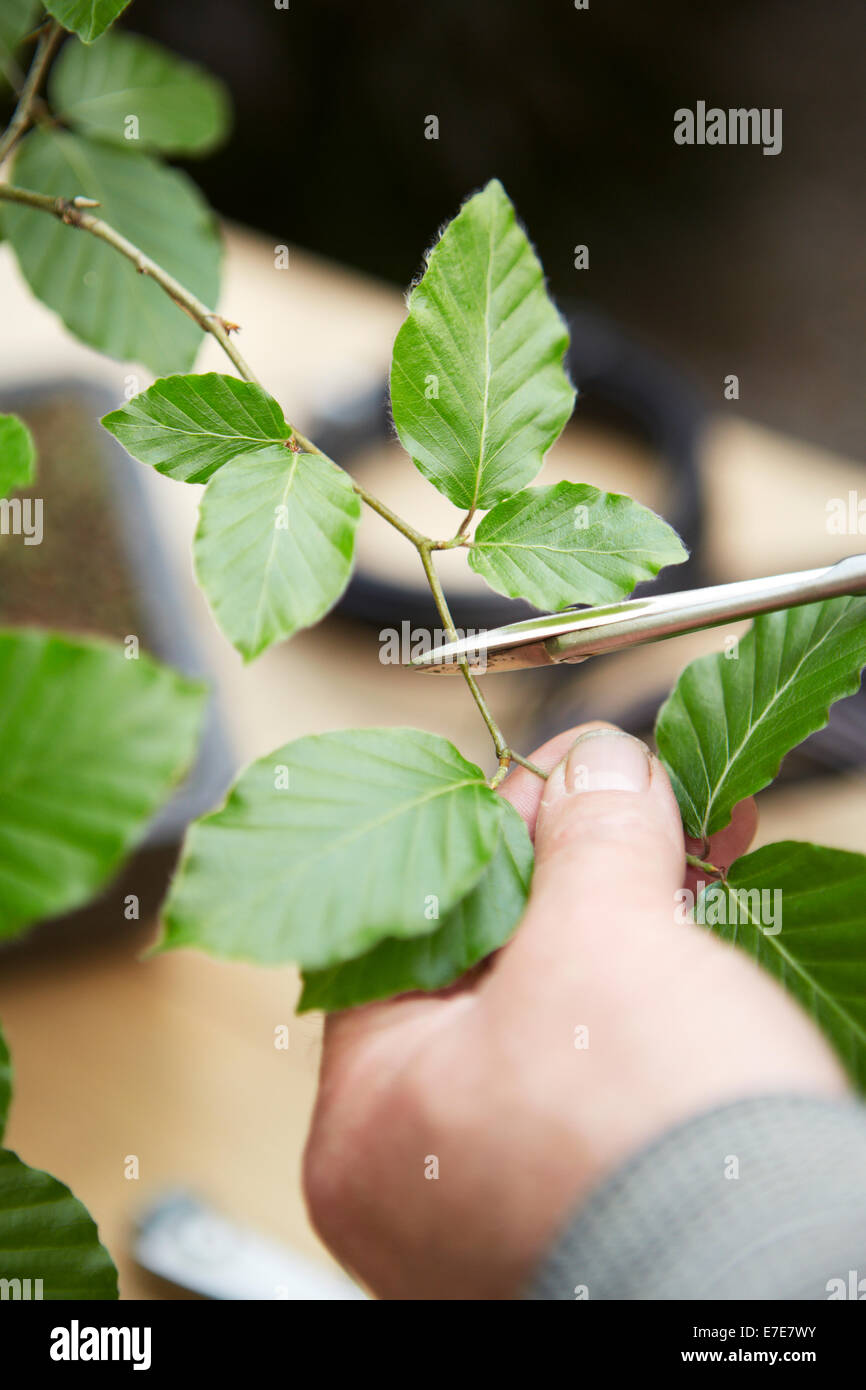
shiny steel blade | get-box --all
[410,555,866,675]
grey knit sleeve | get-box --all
[524,1094,866,1300]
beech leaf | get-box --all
[0,1149,118,1298]
[102,373,293,485]
[468,482,687,610]
[161,728,504,971]
[656,597,866,839]
[299,798,533,1011]
[50,29,231,156]
[698,841,866,1090]
[390,179,574,511]
[44,0,131,44]
[194,447,360,661]
[0,630,205,940]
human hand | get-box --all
[303,723,848,1300]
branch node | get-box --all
[54,196,79,226]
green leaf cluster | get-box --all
[108,183,668,1015]
[137,182,691,1008]
[102,375,362,660]
[388,180,687,611]
[2,25,230,372]
[101,182,686,660]
[92,174,866,1068]
[7,70,866,1091]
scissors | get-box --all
[410,554,866,675]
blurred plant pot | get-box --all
[0,380,234,960]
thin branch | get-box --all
[685,852,725,879]
[413,550,546,779]
[508,751,549,779]
[488,756,512,789]
[454,505,476,541]
[0,22,64,167]
[0,182,261,383]
[429,533,470,550]
[417,542,509,760]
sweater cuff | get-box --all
[525,1094,866,1300]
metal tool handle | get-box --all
[547,555,866,664]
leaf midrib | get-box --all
[474,539,671,559]
[249,451,301,649]
[187,775,488,941]
[468,209,496,513]
[124,419,286,448]
[700,604,852,836]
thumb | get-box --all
[490,727,686,989]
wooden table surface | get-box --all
[1,224,865,1298]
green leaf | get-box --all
[194,447,361,662]
[0,0,40,73]
[0,1024,11,1143]
[101,373,292,484]
[161,728,504,971]
[50,30,231,155]
[45,0,131,43]
[656,597,866,840]
[0,1148,117,1298]
[698,841,866,1090]
[0,630,206,941]
[468,482,688,610]
[3,129,221,374]
[0,413,35,498]
[299,799,533,1012]
[390,179,574,511]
